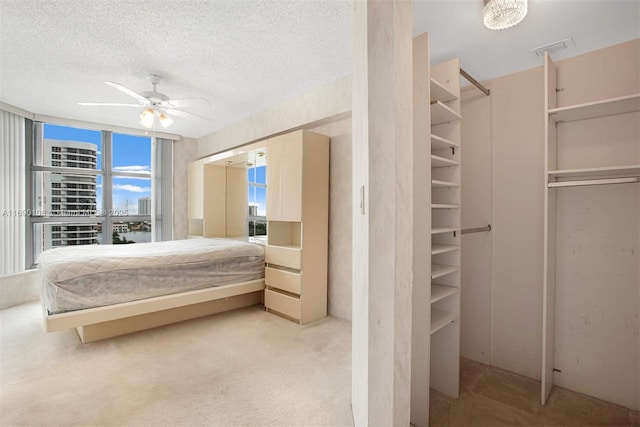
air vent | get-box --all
[530,37,575,57]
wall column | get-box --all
[352,1,413,425]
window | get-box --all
[28,123,158,265]
[247,150,267,238]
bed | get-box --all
[39,238,265,343]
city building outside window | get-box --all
[247,150,266,239]
[28,123,155,265]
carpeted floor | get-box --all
[1,302,353,426]
[3,302,638,426]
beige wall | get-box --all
[173,137,199,240]
[197,76,351,158]
[460,88,493,365]
[351,1,414,423]
[490,66,545,380]
[311,118,352,321]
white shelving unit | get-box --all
[431,134,460,151]
[432,179,460,188]
[432,244,459,255]
[411,32,463,427]
[431,100,462,125]
[431,284,458,303]
[431,309,458,335]
[431,264,458,280]
[548,93,639,123]
[541,53,640,408]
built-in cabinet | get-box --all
[187,160,247,238]
[542,52,640,409]
[264,130,329,324]
[411,32,462,427]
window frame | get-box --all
[27,123,154,267]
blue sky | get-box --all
[44,124,268,217]
[44,124,151,214]
[248,166,266,216]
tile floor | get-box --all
[430,358,639,426]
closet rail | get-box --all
[460,68,490,96]
[461,224,492,235]
[549,177,640,188]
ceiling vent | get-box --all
[530,37,575,57]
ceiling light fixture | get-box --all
[139,108,174,129]
[139,108,155,129]
[157,111,174,128]
[483,0,528,30]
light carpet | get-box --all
[0,302,353,426]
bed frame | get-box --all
[43,279,265,343]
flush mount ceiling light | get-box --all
[483,0,528,30]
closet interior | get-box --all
[542,51,640,409]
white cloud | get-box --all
[113,184,151,193]
[116,175,151,181]
[113,165,150,173]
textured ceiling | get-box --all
[1,1,638,139]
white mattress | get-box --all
[39,238,265,314]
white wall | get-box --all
[0,270,39,310]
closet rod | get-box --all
[548,177,640,188]
[461,224,492,235]
[460,68,490,96]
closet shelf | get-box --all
[431,263,458,279]
[548,177,639,188]
[548,165,640,180]
[432,244,459,255]
[431,203,459,209]
[431,101,462,125]
[431,134,460,150]
[431,284,458,303]
[549,93,640,123]
[431,309,458,335]
[430,78,458,103]
[431,154,459,168]
[431,227,459,236]
[432,179,460,188]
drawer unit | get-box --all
[265,245,301,270]
[265,289,301,320]
[265,267,301,295]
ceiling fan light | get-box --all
[483,0,528,30]
[140,108,155,129]
[158,112,174,128]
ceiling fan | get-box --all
[78,74,210,129]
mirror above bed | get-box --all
[188,141,267,244]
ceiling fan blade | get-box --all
[78,102,142,107]
[161,97,211,108]
[165,108,213,122]
[104,81,147,102]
